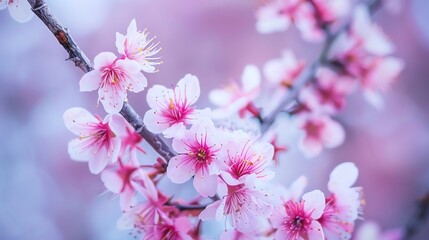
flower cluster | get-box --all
[0,0,34,23]
[50,1,403,239]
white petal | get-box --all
[302,190,325,219]
[176,74,200,105]
[241,65,261,93]
[63,107,98,136]
[115,32,126,55]
[328,162,358,192]
[8,0,33,23]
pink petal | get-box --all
[274,228,289,240]
[79,70,101,92]
[115,32,126,55]
[289,176,308,201]
[241,65,261,93]
[199,200,222,221]
[176,74,200,105]
[174,217,193,233]
[172,134,191,153]
[307,221,325,240]
[63,107,98,136]
[93,52,117,70]
[116,58,141,75]
[68,138,91,162]
[126,71,147,93]
[163,123,186,139]
[302,190,325,219]
[166,155,196,183]
[194,170,218,197]
[8,0,33,23]
[146,85,174,109]
[120,186,135,210]
[101,169,123,193]
[127,18,138,35]
[98,85,126,114]
[143,109,169,134]
[328,162,358,192]
[322,118,345,149]
[89,137,121,174]
[107,114,128,137]
[256,3,290,34]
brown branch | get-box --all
[27,0,176,162]
[259,0,383,134]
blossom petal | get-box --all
[322,118,345,149]
[143,109,169,134]
[166,155,195,183]
[99,85,126,114]
[101,169,123,193]
[0,1,7,10]
[302,190,325,219]
[146,85,173,109]
[63,107,98,136]
[127,18,138,35]
[115,32,126,54]
[199,200,222,221]
[307,221,325,240]
[8,0,33,23]
[241,65,261,93]
[194,170,218,197]
[328,162,358,192]
[176,74,200,105]
[68,138,91,162]
[126,71,147,93]
[79,70,101,92]
[93,52,117,70]
[88,137,121,174]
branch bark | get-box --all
[27,0,176,162]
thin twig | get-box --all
[27,0,176,162]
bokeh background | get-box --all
[1,0,429,239]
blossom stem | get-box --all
[27,0,176,162]
[259,0,383,135]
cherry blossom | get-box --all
[199,176,273,233]
[80,52,147,113]
[144,217,193,240]
[63,107,121,174]
[319,162,363,240]
[167,120,224,197]
[101,159,142,210]
[117,173,177,230]
[256,0,350,41]
[271,190,325,240]
[116,19,162,73]
[143,74,210,138]
[299,67,356,114]
[297,114,345,158]
[209,65,261,119]
[219,134,274,185]
[0,0,33,23]
[264,50,306,89]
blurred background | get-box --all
[1,0,428,239]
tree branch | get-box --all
[259,0,383,134]
[27,0,176,162]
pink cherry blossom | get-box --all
[271,190,325,240]
[167,120,224,197]
[297,114,345,158]
[219,135,274,185]
[264,50,306,89]
[116,19,162,73]
[143,74,210,138]
[199,178,273,233]
[361,56,404,109]
[63,107,121,174]
[80,52,147,114]
[209,65,261,119]
[117,173,177,231]
[101,158,143,210]
[144,217,193,240]
[299,67,356,114]
[319,162,363,240]
[256,0,350,41]
[0,0,33,23]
